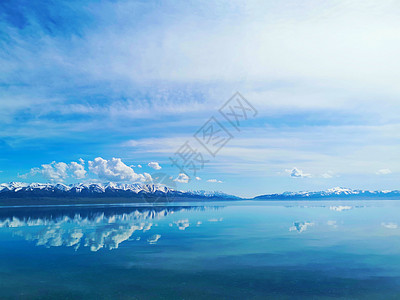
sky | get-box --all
[1,0,400,197]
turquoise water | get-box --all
[0,201,400,299]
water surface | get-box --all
[0,200,399,299]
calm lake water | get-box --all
[0,200,400,299]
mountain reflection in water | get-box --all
[0,206,218,251]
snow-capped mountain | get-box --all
[0,182,173,193]
[255,187,400,200]
[0,182,238,200]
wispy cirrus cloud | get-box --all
[2,0,400,134]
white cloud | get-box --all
[376,168,392,175]
[195,176,201,180]
[19,160,87,181]
[70,162,87,179]
[41,162,68,182]
[174,173,189,183]
[4,0,400,135]
[148,162,161,170]
[18,157,157,183]
[88,157,142,182]
[23,0,398,95]
[137,164,142,168]
[207,179,222,183]
[22,161,69,182]
[381,222,398,229]
[285,167,311,178]
[142,172,153,183]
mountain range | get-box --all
[0,182,238,200]
[1,183,400,201]
[253,187,400,200]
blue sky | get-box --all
[1,0,400,197]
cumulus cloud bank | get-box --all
[70,161,87,179]
[20,161,85,182]
[88,157,142,182]
[20,157,155,183]
[40,162,69,182]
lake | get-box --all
[0,200,399,299]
